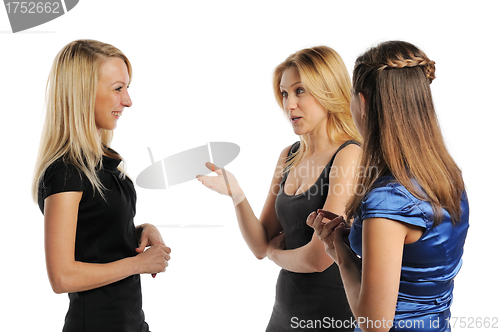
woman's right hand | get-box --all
[197,162,245,205]
[135,244,171,275]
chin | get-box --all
[97,124,117,131]
[292,128,307,136]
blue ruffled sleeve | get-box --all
[360,183,428,228]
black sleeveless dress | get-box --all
[266,140,358,332]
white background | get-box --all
[1,0,498,331]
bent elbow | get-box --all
[255,254,267,260]
[49,278,67,294]
[47,270,71,294]
[51,285,65,294]
[251,245,268,260]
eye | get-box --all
[296,87,305,94]
[281,90,288,98]
[115,86,123,92]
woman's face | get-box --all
[279,66,328,136]
[94,57,132,131]
[350,90,366,138]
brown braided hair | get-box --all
[378,54,436,83]
[345,41,465,226]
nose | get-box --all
[122,89,132,107]
[284,95,298,112]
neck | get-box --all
[303,120,337,155]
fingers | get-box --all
[202,162,223,175]
[163,246,171,262]
[308,211,342,232]
[306,211,327,239]
[135,237,147,253]
[306,211,317,228]
[307,210,345,245]
[143,244,172,275]
[197,164,236,198]
[317,209,340,221]
[136,224,165,252]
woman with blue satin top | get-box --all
[308,40,469,331]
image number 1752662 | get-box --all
[4,0,79,33]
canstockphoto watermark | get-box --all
[291,317,358,329]
[290,316,463,330]
[3,0,79,33]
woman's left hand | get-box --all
[306,210,351,264]
[136,223,165,253]
[267,232,285,260]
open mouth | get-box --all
[112,111,122,119]
[290,117,302,123]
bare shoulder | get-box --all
[328,143,361,182]
[332,143,361,166]
[281,143,296,156]
[277,144,294,165]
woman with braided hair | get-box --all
[308,41,469,331]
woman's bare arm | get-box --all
[198,146,291,259]
[44,192,170,294]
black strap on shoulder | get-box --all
[338,139,360,151]
[286,141,301,158]
[328,140,361,164]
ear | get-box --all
[358,93,367,119]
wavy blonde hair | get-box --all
[345,40,464,225]
[32,39,132,202]
[272,46,362,173]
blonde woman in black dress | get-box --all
[198,46,361,331]
[32,39,171,332]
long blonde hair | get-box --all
[32,39,132,202]
[272,46,361,173]
[345,41,464,225]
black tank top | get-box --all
[266,140,359,332]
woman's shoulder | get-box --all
[361,176,429,228]
[41,158,89,197]
[278,141,300,160]
[335,140,362,156]
[332,140,362,160]
[45,157,86,177]
[365,176,418,205]
[288,141,301,154]
[329,140,362,176]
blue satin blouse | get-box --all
[349,176,469,331]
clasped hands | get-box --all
[136,223,171,278]
[306,209,352,265]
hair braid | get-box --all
[378,54,436,83]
